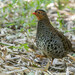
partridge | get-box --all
[33,9,73,64]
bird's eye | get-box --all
[38,12,40,14]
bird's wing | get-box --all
[56,30,72,51]
[47,23,72,51]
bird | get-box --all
[32,9,74,66]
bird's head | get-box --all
[32,9,48,20]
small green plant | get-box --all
[0,0,54,29]
[9,43,29,51]
[57,12,64,28]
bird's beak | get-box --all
[32,12,36,15]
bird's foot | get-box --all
[35,54,47,59]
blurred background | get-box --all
[0,0,75,30]
[0,0,75,75]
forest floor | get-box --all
[0,0,75,75]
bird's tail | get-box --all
[72,41,75,52]
[67,40,75,61]
[72,47,75,52]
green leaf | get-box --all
[72,27,75,30]
[21,43,29,51]
[6,23,15,27]
[12,0,17,4]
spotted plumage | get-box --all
[33,9,73,61]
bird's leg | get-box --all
[44,59,50,71]
[35,54,47,59]
[51,58,54,65]
[44,58,54,71]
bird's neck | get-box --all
[37,18,55,34]
[38,18,52,29]
[36,19,51,35]
[39,18,50,25]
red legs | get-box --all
[35,54,47,59]
[51,58,54,65]
[35,54,54,71]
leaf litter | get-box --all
[0,0,75,75]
